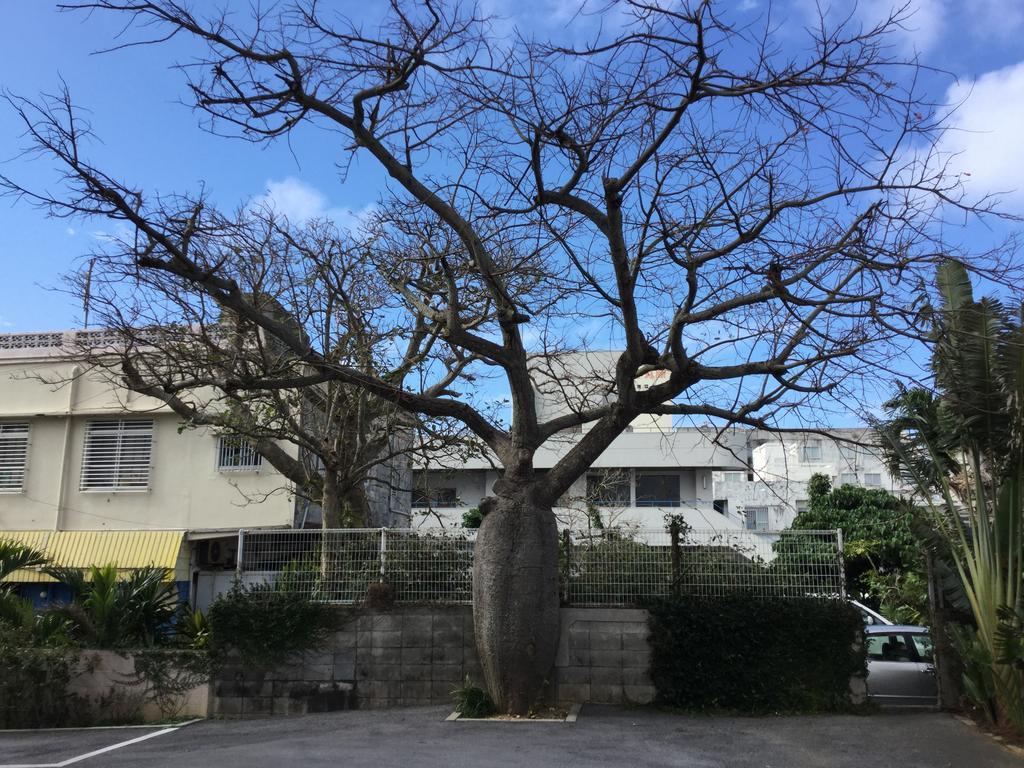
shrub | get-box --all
[648,595,866,713]
[206,582,340,667]
[382,533,474,603]
[462,507,485,529]
[0,626,86,728]
[45,564,181,648]
[452,677,494,718]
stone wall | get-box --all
[212,606,480,715]
[211,605,654,716]
[553,608,654,705]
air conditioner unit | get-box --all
[198,539,236,569]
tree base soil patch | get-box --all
[446,703,579,722]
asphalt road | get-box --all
[1,706,1018,768]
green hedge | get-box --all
[0,628,86,728]
[206,583,340,667]
[648,595,866,713]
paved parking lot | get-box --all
[1,706,1019,768]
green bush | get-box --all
[0,627,86,728]
[648,595,866,713]
[206,582,340,667]
[462,507,486,529]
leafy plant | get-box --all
[46,564,181,648]
[452,677,495,718]
[462,507,485,529]
[0,540,48,579]
[131,649,212,719]
[206,582,339,667]
[0,625,86,728]
[950,624,999,723]
[176,606,210,650]
[863,569,929,626]
[787,474,921,602]
[0,541,73,646]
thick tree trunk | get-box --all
[472,495,561,714]
[926,548,962,710]
[319,474,369,528]
[321,473,344,529]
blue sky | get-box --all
[1,0,1023,334]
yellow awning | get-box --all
[1,530,187,583]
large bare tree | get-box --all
[4,0,1016,712]
[60,209,478,528]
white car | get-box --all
[851,600,894,626]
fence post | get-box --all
[835,528,846,599]
[379,527,387,583]
[669,519,681,597]
[561,528,572,605]
[235,528,245,582]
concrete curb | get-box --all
[954,714,1024,758]
[0,719,202,735]
[446,703,582,723]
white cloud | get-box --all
[251,177,376,233]
[936,61,1024,210]
[66,227,76,236]
[738,0,760,11]
[0,315,13,328]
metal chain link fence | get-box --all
[235,527,843,606]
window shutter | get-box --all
[0,423,30,492]
[80,419,154,491]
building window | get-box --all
[723,471,745,482]
[587,471,631,506]
[217,436,263,471]
[411,485,459,508]
[864,473,882,487]
[0,422,30,493]
[795,499,809,515]
[838,472,858,486]
[800,439,823,463]
[745,506,769,531]
[713,499,728,516]
[80,419,153,492]
[635,473,681,507]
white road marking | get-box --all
[0,720,198,768]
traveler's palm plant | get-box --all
[879,259,1024,729]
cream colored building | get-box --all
[0,330,305,605]
[0,330,297,534]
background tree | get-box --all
[65,211,479,528]
[3,1,1015,712]
[792,473,925,621]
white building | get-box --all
[711,429,900,531]
[412,352,901,533]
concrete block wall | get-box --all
[553,608,654,705]
[210,605,653,716]
[212,605,481,715]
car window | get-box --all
[910,633,933,663]
[866,634,914,662]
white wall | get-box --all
[715,433,901,530]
